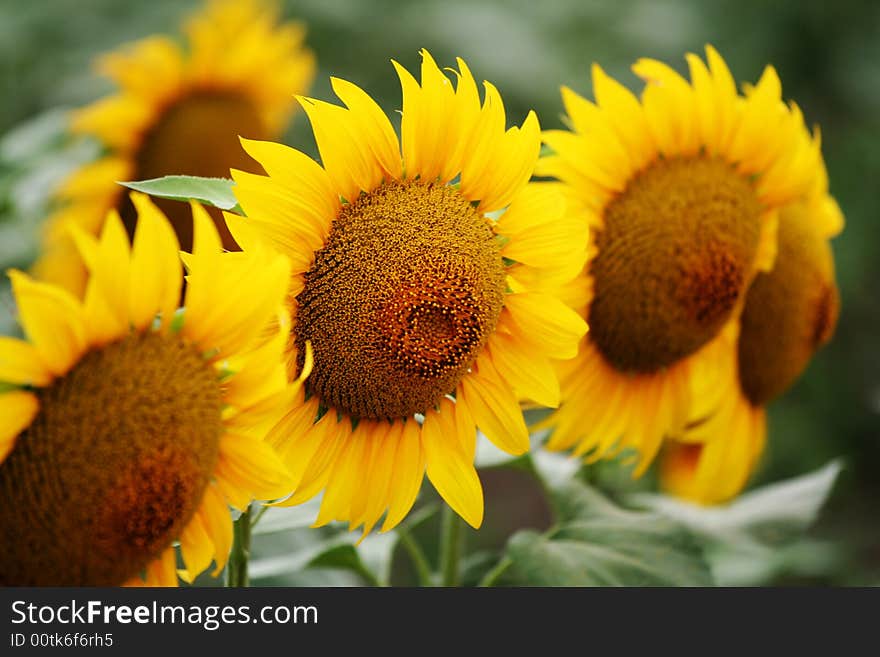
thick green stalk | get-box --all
[439,505,462,587]
[226,508,252,587]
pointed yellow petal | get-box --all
[129,194,182,330]
[215,433,293,504]
[297,95,382,202]
[422,399,484,528]
[354,421,400,535]
[313,424,371,527]
[486,332,560,408]
[7,270,86,375]
[179,512,213,580]
[331,76,402,180]
[199,483,233,576]
[0,337,51,386]
[458,356,529,455]
[191,201,223,257]
[145,547,178,587]
[381,419,425,531]
[503,292,587,360]
[183,239,290,357]
[238,138,339,221]
[283,414,349,506]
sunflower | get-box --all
[540,45,842,475]
[226,50,588,533]
[0,193,305,586]
[661,199,841,504]
[32,0,316,296]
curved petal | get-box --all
[422,398,484,528]
[0,337,52,386]
[0,391,39,463]
[7,270,86,376]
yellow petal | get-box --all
[503,292,587,360]
[486,332,560,408]
[184,229,291,357]
[129,194,182,330]
[0,391,38,463]
[0,337,51,386]
[198,483,233,576]
[283,414,349,506]
[422,399,484,528]
[145,547,178,587]
[296,95,382,202]
[90,211,132,329]
[179,512,214,580]
[313,424,372,528]
[215,433,293,505]
[352,421,399,535]
[381,419,425,531]
[331,76,402,180]
[457,356,529,455]
[238,138,339,221]
[7,270,86,375]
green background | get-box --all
[0,0,877,585]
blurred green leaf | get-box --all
[0,108,68,163]
[252,500,322,536]
[500,480,713,586]
[250,502,397,586]
[120,175,241,213]
[628,460,843,547]
[627,461,845,585]
[307,544,382,586]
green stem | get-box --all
[226,508,252,587]
[478,556,512,587]
[397,526,435,587]
[439,505,462,587]
[250,504,269,528]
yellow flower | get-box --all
[540,45,843,475]
[229,50,588,533]
[661,200,841,503]
[0,193,305,586]
[33,0,316,296]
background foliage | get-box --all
[0,0,877,585]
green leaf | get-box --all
[627,461,845,586]
[252,500,323,536]
[0,108,69,163]
[250,502,397,586]
[307,544,381,586]
[500,481,714,586]
[119,175,241,213]
[249,536,353,583]
[628,460,843,547]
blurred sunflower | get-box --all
[228,50,588,533]
[540,45,843,474]
[661,200,841,503]
[33,0,315,296]
[0,194,304,586]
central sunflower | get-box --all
[227,50,588,532]
[296,180,506,419]
[32,0,315,296]
[541,46,842,474]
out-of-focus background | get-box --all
[0,0,877,585]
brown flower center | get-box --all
[119,91,268,251]
[0,332,223,586]
[294,180,506,420]
[589,156,763,373]
[738,203,839,405]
